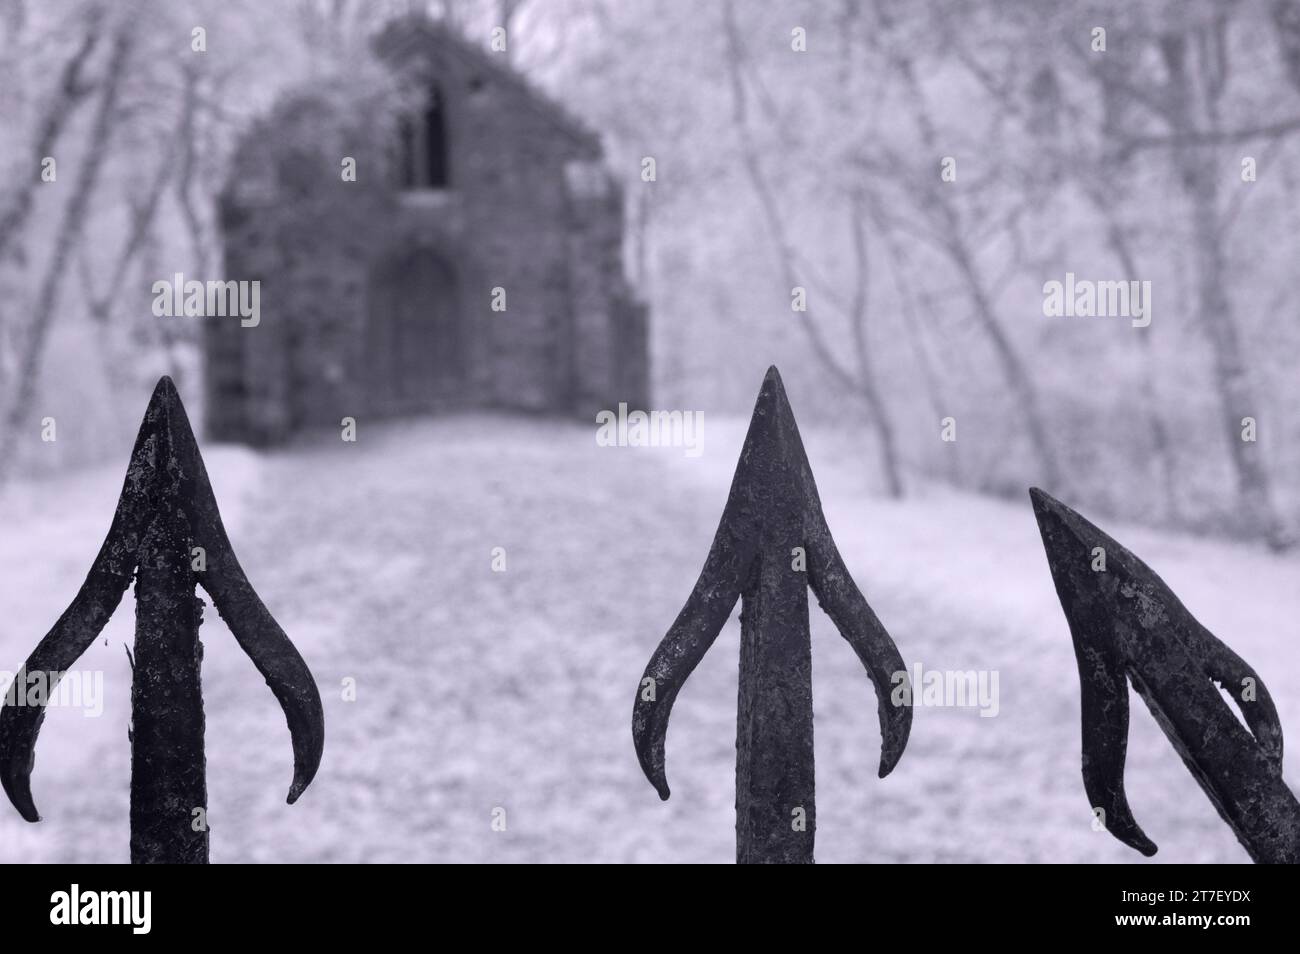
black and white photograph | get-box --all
[0,0,1295,929]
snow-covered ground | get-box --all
[0,413,1296,863]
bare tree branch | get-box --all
[0,6,104,266]
[0,9,134,486]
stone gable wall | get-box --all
[206,20,647,444]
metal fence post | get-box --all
[0,377,324,863]
[1030,487,1300,863]
[632,366,912,863]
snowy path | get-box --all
[0,415,1296,862]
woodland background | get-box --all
[0,0,1298,865]
[1,0,1298,544]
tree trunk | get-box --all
[0,8,103,268]
[847,193,904,497]
[893,57,1063,491]
[721,0,905,497]
[946,236,1063,490]
[1163,30,1286,547]
[0,21,132,488]
[1188,176,1284,546]
[1089,196,1182,523]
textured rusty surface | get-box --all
[1030,487,1300,863]
[0,377,324,862]
[633,366,911,863]
[130,518,208,863]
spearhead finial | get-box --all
[632,366,911,863]
[1029,487,1298,863]
[0,377,324,861]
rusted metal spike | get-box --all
[1029,487,1300,863]
[0,377,324,863]
[632,366,911,864]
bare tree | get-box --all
[1079,14,1291,547]
[879,47,1064,492]
[1162,23,1285,547]
[0,5,103,268]
[0,8,134,487]
[722,0,905,497]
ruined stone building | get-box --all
[207,16,648,444]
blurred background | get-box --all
[0,0,1297,862]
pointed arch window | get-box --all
[398,82,449,189]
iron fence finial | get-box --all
[632,366,911,863]
[1030,486,1298,863]
[0,376,324,862]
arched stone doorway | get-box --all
[364,248,464,413]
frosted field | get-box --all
[0,414,1295,863]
